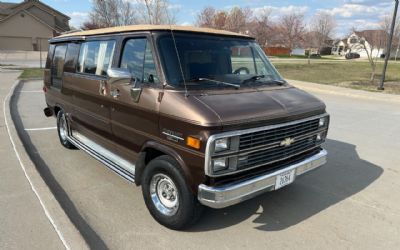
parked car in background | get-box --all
[345,52,361,60]
[43,25,330,229]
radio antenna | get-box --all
[165,9,188,97]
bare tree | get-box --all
[224,7,252,33]
[380,13,400,59]
[310,12,336,52]
[84,0,176,30]
[196,6,216,27]
[87,0,138,28]
[279,12,306,55]
[135,0,177,25]
[351,29,387,82]
[213,11,228,30]
[248,8,273,46]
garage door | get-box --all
[0,36,33,51]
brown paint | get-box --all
[44,29,327,195]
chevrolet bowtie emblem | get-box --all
[280,137,295,147]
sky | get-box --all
[6,0,398,37]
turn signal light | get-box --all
[187,136,201,150]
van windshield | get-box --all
[158,33,284,89]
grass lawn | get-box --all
[18,68,44,79]
[274,61,400,94]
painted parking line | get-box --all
[25,127,57,131]
[19,90,43,93]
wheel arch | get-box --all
[135,141,194,192]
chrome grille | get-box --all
[238,136,317,169]
[239,119,320,150]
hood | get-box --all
[193,86,326,126]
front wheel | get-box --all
[141,155,203,230]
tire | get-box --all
[56,110,76,149]
[141,155,203,230]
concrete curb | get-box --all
[289,79,400,104]
[4,80,89,250]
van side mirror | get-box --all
[107,68,132,85]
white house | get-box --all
[332,30,388,59]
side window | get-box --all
[64,43,80,73]
[77,40,115,76]
[120,39,159,84]
[46,44,55,69]
[51,44,67,89]
[143,42,160,84]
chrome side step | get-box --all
[67,131,135,183]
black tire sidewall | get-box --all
[56,110,75,149]
[141,155,201,230]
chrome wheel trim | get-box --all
[59,114,68,142]
[150,173,179,216]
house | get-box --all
[0,0,70,51]
[331,30,399,59]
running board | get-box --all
[67,131,135,183]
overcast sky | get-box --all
[7,0,398,37]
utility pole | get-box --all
[379,0,399,90]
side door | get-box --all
[70,40,116,143]
[110,37,162,162]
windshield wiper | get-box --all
[241,75,266,85]
[242,75,286,86]
[186,77,240,89]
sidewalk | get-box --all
[0,70,87,250]
[289,79,400,104]
[0,51,47,68]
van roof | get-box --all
[55,25,252,40]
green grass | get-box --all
[18,68,44,79]
[271,54,336,60]
[274,61,400,94]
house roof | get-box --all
[56,25,252,39]
[0,0,70,32]
[0,0,70,19]
[0,2,17,15]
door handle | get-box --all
[99,80,106,96]
[111,89,120,99]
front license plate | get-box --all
[275,169,296,190]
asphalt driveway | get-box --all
[8,79,400,249]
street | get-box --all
[4,76,400,249]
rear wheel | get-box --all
[141,155,203,230]
[56,110,76,149]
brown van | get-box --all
[43,25,330,229]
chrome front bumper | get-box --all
[198,149,327,209]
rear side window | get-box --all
[51,44,67,89]
[77,40,115,76]
[64,43,80,73]
[46,44,55,69]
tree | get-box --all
[351,29,387,82]
[135,0,177,25]
[196,6,216,27]
[87,0,138,28]
[380,13,400,58]
[249,8,273,46]
[224,7,252,33]
[213,11,228,30]
[310,12,336,52]
[278,12,306,54]
[84,0,176,30]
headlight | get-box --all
[213,158,228,172]
[215,138,230,152]
[319,117,327,127]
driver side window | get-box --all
[120,38,160,85]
